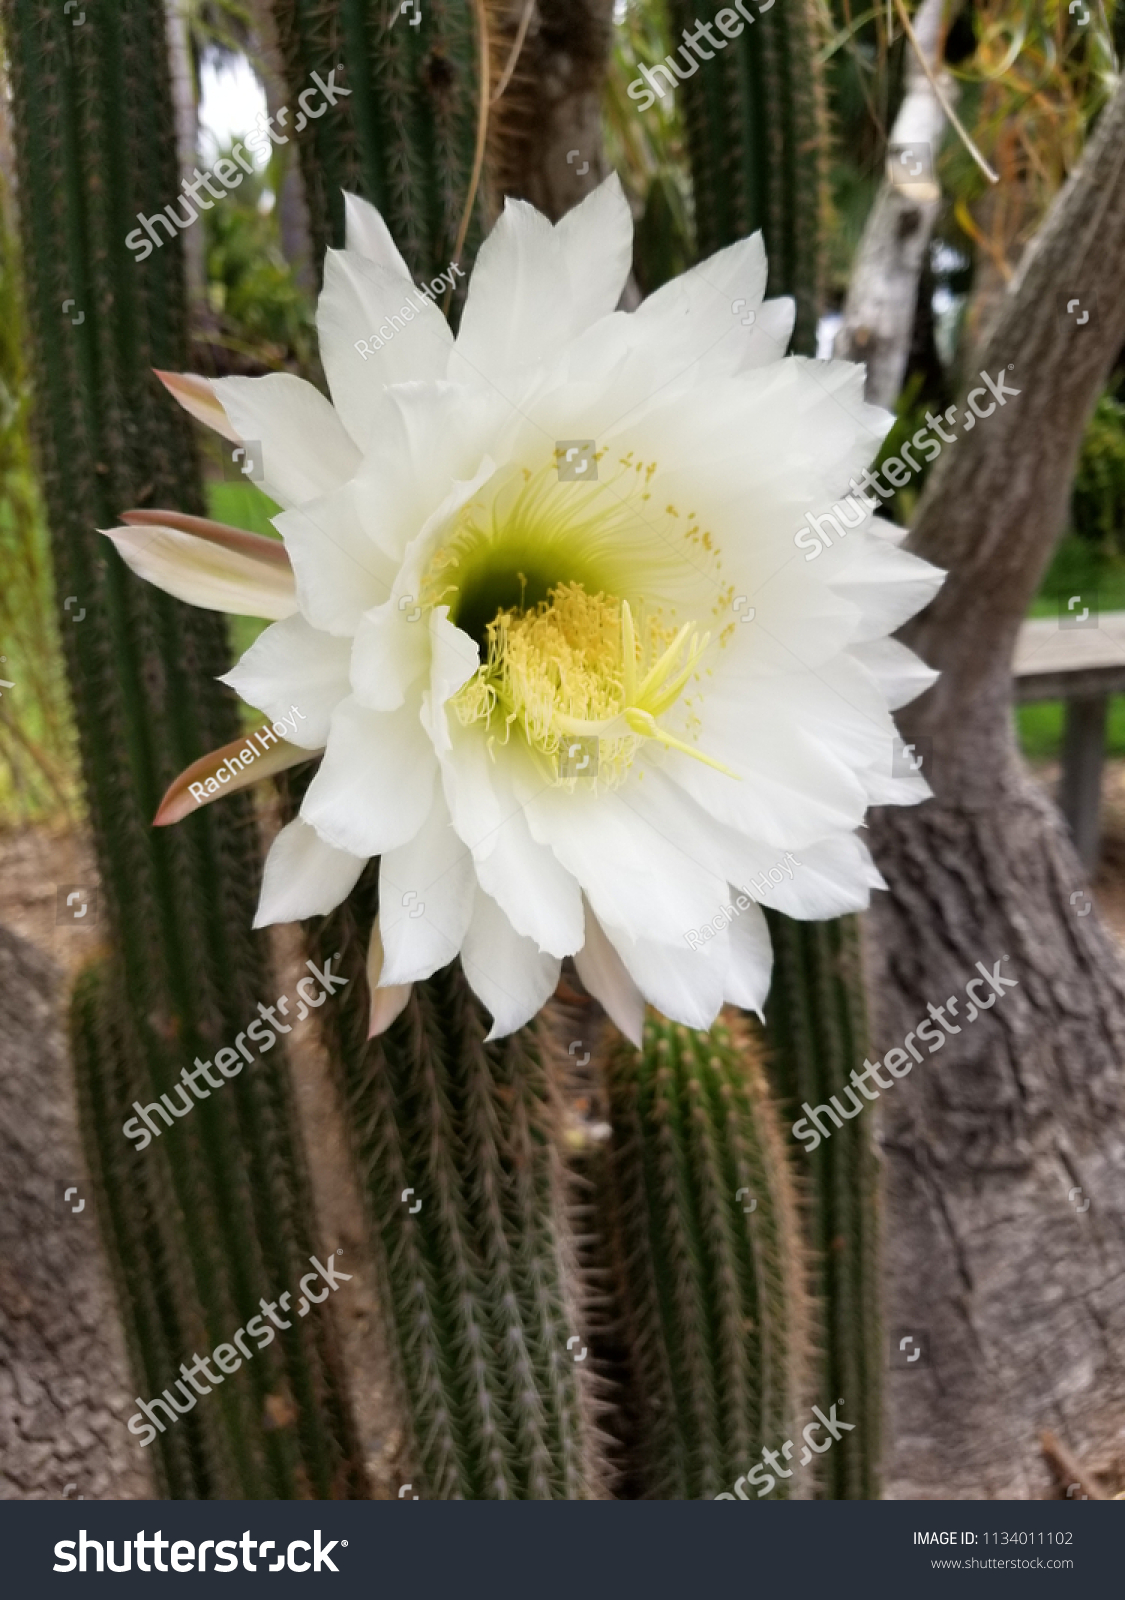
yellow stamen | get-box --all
[452,581,739,787]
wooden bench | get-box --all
[1013,610,1125,869]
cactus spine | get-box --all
[309,870,610,1500]
[601,1013,810,1500]
[763,913,881,1499]
[660,1,880,1497]
[664,0,829,356]
[270,0,484,279]
[3,0,364,1496]
[266,0,616,1500]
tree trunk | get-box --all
[833,0,951,407]
[164,0,207,314]
[868,82,1125,1498]
[0,927,153,1501]
[487,0,615,222]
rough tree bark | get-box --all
[487,0,614,222]
[0,927,152,1500]
[867,82,1125,1498]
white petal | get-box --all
[347,388,506,569]
[220,614,351,749]
[103,525,298,620]
[856,747,933,807]
[574,905,645,1046]
[317,250,454,450]
[273,479,398,637]
[827,538,945,642]
[210,373,361,508]
[617,769,883,922]
[450,198,570,387]
[720,898,773,1018]
[669,689,869,849]
[553,173,634,328]
[253,817,367,928]
[301,695,436,857]
[632,232,769,380]
[378,795,476,984]
[437,731,584,958]
[605,922,728,1033]
[420,612,482,754]
[735,297,795,369]
[848,636,939,710]
[343,192,413,280]
[524,784,729,948]
[351,598,432,712]
[460,887,561,1040]
[729,836,884,920]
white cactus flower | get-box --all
[106,175,942,1045]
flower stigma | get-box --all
[452,580,739,787]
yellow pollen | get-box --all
[452,582,739,787]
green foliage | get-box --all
[603,1013,810,1500]
[604,0,694,295]
[1071,391,1125,559]
[3,0,364,1497]
[0,162,79,826]
[870,373,939,526]
[203,143,316,369]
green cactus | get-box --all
[3,0,365,1497]
[3,0,880,1504]
[264,0,623,1501]
[601,1012,810,1500]
[305,862,611,1500]
[664,0,829,355]
[660,0,880,1498]
[763,912,881,1500]
[270,0,485,283]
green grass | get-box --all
[207,478,284,540]
[1017,696,1125,761]
[206,479,282,672]
[1017,535,1125,760]
[1027,536,1125,618]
